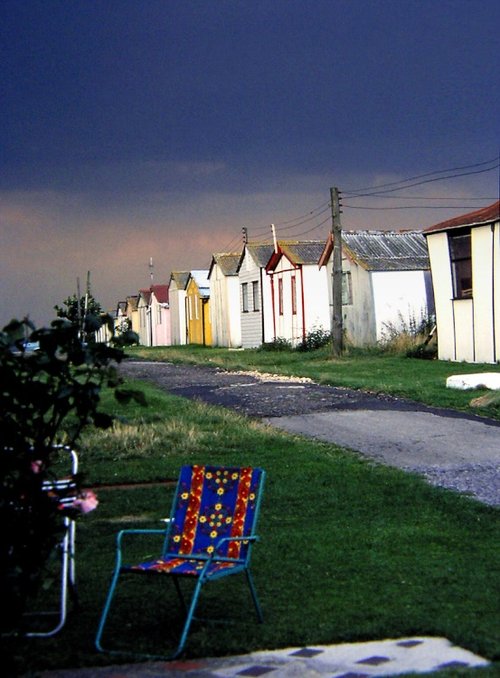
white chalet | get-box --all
[424,201,500,363]
[237,243,275,348]
[208,253,242,348]
[319,230,433,346]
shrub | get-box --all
[380,311,436,356]
[0,316,141,635]
[297,327,332,352]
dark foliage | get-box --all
[0,316,141,635]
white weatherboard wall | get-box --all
[210,266,241,348]
[427,222,500,363]
[239,250,274,349]
[371,270,429,342]
[341,257,377,345]
[169,282,187,345]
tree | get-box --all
[54,293,103,340]
[0,316,142,636]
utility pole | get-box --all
[149,257,154,285]
[330,187,343,356]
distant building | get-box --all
[208,253,242,348]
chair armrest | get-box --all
[214,535,259,557]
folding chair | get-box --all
[95,464,265,659]
[24,447,79,637]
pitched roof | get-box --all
[138,288,151,304]
[189,270,210,298]
[169,271,190,290]
[237,243,275,271]
[208,252,241,278]
[150,284,169,304]
[424,200,500,234]
[266,240,326,271]
[319,231,429,271]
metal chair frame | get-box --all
[95,464,265,660]
[24,447,79,637]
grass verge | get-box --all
[5,379,499,675]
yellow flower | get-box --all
[231,473,238,480]
[199,516,207,523]
[206,472,212,479]
[207,545,214,554]
[210,531,218,539]
[181,492,189,500]
[217,487,224,495]
[225,517,232,523]
[215,503,222,510]
[173,535,180,542]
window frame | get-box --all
[242,282,249,313]
[448,228,472,299]
[252,280,260,312]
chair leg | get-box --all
[172,576,205,659]
[95,565,122,652]
[245,570,263,623]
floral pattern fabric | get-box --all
[126,465,263,578]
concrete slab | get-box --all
[447,372,500,390]
[39,637,489,677]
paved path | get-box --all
[41,637,489,677]
[121,361,500,506]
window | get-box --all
[278,278,284,315]
[291,276,297,315]
[449,229,472,298]
[342,272,353,305]
[242,283,249,312]
[252,281,260,311]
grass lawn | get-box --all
[126,344,500,420]
[6,377,499,676]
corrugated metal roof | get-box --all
[211,253,241,276]
[424,200,500,234]
[342,231,429,271]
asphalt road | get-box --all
[120,360,500,506]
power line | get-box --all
[343,204,497,211]
[274,201,330,225]
[345,162,499,198]
[344,156,499,195]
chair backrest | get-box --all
[165,465,265,562]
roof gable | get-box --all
[237,243,274,271]
[169,271,190,290]
[189,270,210,298]
[150,284,169,304]
[266,240,325,271]
[424,200,500,234]
[208,252,241,278]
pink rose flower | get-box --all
[31,460,43,474]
